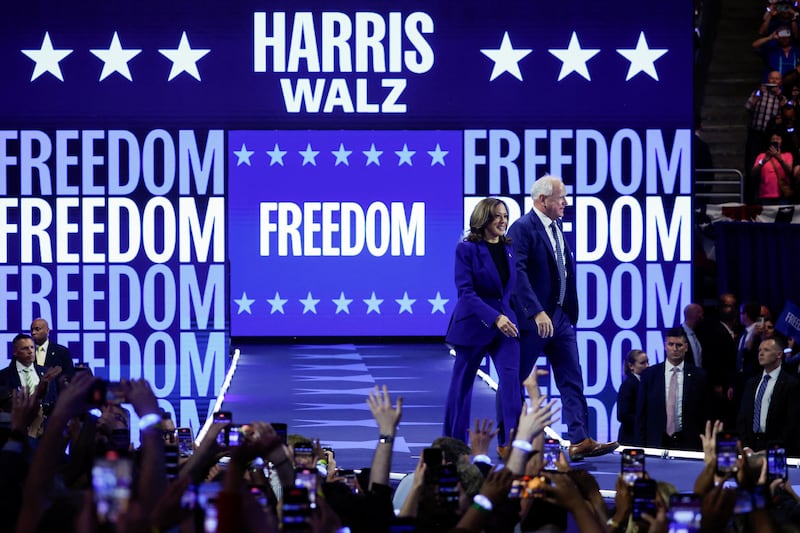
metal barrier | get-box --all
[695,168,743,204]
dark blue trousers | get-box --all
[518,306,589,443]
[443,334,521,446]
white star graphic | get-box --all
[396,291,416,314]
[428,292,449,314]
[363,292,384,314]
[158,31,210,81]
[616,31,668,81]
[299,292,321,314]
[363,143,383,166]
[395,144,415,166]
[21,32,73,82]
[548,32,600,82]
[234,292,255,315]
[89,32,141,82]
[332,292,353,314]
[233,144,255,166]
[428,144,449,166]
[480,32,532,82]
[332,143,352,166]
[299,143,320,166]
[266,292,288,314]
[266,144,287,166]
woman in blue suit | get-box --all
[443,198,521,446]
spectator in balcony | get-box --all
[759,2,800,38]
[750,128,795,203]
[753,26,800,77]
[745,71,787,182]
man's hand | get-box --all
[469,418,498,456]
[522,368,548,401]
[479,467,514,505]
[533,311,554,338]
[11,388,41,432]
[366,385,402,436]
[515,395,559,442]
[34,365,62,400]
[125,379,160,417]
[700,419,724,466]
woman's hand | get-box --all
[495,314,518,338]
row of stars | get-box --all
[20,31,209,82]
[19,29,667,84]
[482,31,668,82]
[234,291,450,315]
[233,142,449,167]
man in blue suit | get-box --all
[507,175,617,459]
[635,327,710,450]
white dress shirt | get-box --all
[664,361,685,431]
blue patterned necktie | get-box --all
[753,374,771,433]
[550,222,566,306]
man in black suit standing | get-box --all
[30,318,74,377]
[635,327,711,450]
[737,334,800,454]
[0,334,58,400]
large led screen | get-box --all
[1,0,692,438]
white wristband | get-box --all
[138,413,161,431]
[473,494,493,512]
[511,439,533,452]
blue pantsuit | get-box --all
[444,240,521,445]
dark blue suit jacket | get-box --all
[736,368,800,454]
[616,374,640,445]
[635,362,710,450]
[506,210,578,329]
[41,341,75,377]
[445,240,517,347]
[0,362,58,406]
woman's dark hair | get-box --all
[465,197,510,243]
[624,349,645,377]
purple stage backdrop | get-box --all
[1,0,692,439]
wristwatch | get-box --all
[378,434,395,444]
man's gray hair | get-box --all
[530,174,562,200]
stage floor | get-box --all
[220,342,800,493]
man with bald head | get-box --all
[30,318,74,377]
[681,303,705,368]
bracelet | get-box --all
[138,413,162,431]
[472,494,493,512]
[511,439,533,452]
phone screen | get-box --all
[213,411,232,424]
[768,444,787,481]
[294,468,318,508]
[178,427,194,457]
[632,478,657,521]
[227,424,244,447]
[293,441,315,468]
[715,432,739,476]
[542,439,560,471]
[621,448,645,485]
[283,487,311,531]
[437,464,460,507]
[92,451,133,525]
[668,493,701,532]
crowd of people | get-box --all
[616,295,800,456]
[744,0,800,204]
[4,331,800,532]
